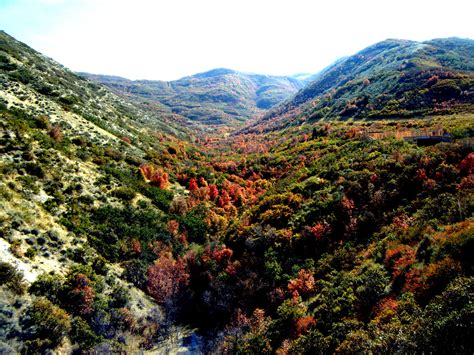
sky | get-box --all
[1,0,473,81]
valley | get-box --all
[0,30,473,354]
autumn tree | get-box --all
[147,256,190,306]
[188,177,199,192]
[208,184,219,200]
[68,273,95,316]
[139,164,169,189]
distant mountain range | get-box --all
[80,69,304,126]
[245,37,474,132]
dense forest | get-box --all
[0,31,473,353]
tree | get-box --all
[208,184,219,200]
[147,256,190,305]
[288,269,315,297]
[68,273,95,315]
[139,164,169,189]
[188,177,198,192]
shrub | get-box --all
[29,273,64,303]
[112,187,136,201]
[49,126,63,142]
[70,317,102,350]
[0,262,26,295]
[25,298,71,346]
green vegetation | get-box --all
[82,69,303,126]
[251,38,474,132]
[0,262,26,295]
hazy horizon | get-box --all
[1,0,473,81]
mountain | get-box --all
[246,38,474,132]
[0,31,205,140]
[81,68,304,126]
[0,30,209,352]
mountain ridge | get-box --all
[245,37,474,132]
[80,68,305,127]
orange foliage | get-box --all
[288,269,315,296]
[131,238,142,254]
[139,164,169,189]
[374,296,398,322]
[341,195,355,210]
[384,244,416,280]
[167,219,180,236]
[310,222,330,240]
[404,258,462,298]
[198,176,208,187]
[217,190,231,208]
[295,315,316,336]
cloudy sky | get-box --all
[1,0,473,80]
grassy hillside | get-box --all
[0,30,205,353]
[81,68,304,127]
[247,38,474,132]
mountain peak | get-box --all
[191,68,237,78]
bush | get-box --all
[29,273,64,303]
[25,298,71,347]
[0,262,26,295]
[112,187,136,201]
[143,186,173,211]
[70,317,102,350]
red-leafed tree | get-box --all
[341,195,355,210]
[217,190,232,208]
[147,256,190,305]
[460,153,474,174]
[69,273,95,315]
[310,222,331,240]
[188,177,198,192]
[131,238,142,254]
[295,315,316,336]
[208,184,219,200]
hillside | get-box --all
[246,38,474,132]
[81,69,304,126]
[0,30,206,352]
[1,31,473,354]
